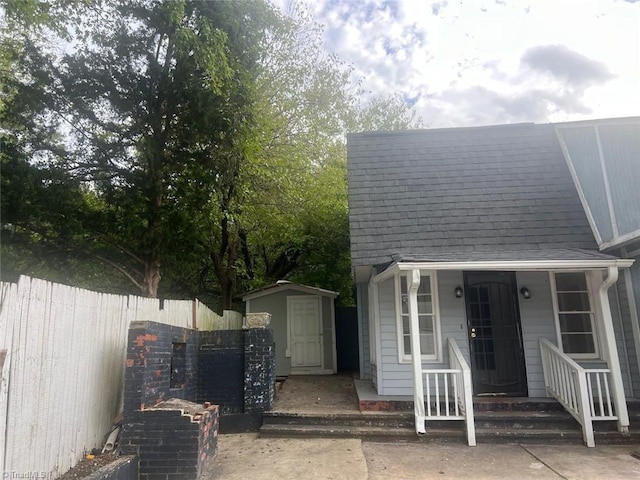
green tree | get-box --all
[1,0,421,309]
[188,5,422,306]
[2,0,276,298]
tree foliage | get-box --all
[1,0,420,309]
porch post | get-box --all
[408,269,426,434]
[598,267,630,433]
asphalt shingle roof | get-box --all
[347,123,598,267]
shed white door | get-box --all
[288,296,322,368]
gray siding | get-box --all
[599,124,640,237]
[438,271,471,366]
[321,296,335,371]
[516,272,557,397]
[373,270,633,399]
[630,260,640,397]
[557,121,640,246]
[377,271,471,396]
[378,277,402,395]
[609,282,636,397]
[247,289,335,376]
[559,126,614,242]
[358,283,371,379]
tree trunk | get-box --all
[142,258,161,298]
[219,277,234,310]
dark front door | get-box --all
[464,272,527,396]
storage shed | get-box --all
[243,281,338,377]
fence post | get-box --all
[243,314,275,413]
[577,373,595,447]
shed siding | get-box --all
[248,292,291,376]
[247,289,335,376]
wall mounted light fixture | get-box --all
[455,286,464,298]
[520,287,531,299]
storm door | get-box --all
[464,272,527,396]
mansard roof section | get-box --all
[347,122,597,267]
[555,117,640,251]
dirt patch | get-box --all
[271,374,359,413]
[57,453,117,480]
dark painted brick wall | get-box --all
[198,405,219,476]
[85,456,138,480]
[121,404,218,480]
[244,328,276,413]
[197,328,276,414]
[124,321,197,414]
[197,331,244,413]
[122,321,275,478]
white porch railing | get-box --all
[540,338,621,447]
[416,339,476,446]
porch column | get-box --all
[598,267,630,433]
[408,269,426,434]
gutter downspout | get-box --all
[598,266,630,434]
[408,269,426,435]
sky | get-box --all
[272,0,640,128]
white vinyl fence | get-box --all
[0,276,239,477]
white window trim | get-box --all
[395,270,442,363]
[549,270,601,360]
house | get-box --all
[243,281,338,377]
[347,118,639,447]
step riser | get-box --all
[263,415,583,430]
[263,419,580,430]
[263,417,414,428]
[360,401,569,413]
[260,427,640,445]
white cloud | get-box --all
[521,45,614,88]
[272,0,640,127]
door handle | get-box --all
[470,327,476,338]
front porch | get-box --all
[261,374,640,445]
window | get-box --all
[396,271,440,362]
[170,342,187,388]
[552,272,599,359]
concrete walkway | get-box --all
[208,434,640,479]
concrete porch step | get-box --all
[260,423,465,442]
[260,422,640,443]
[260,410,640,444]
[260,421,640,445]
[264,410,582,430]
[263,411,414,428]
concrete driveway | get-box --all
[208,434,640,480]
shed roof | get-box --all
[242,281,338,301]
[347,122,598,268]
